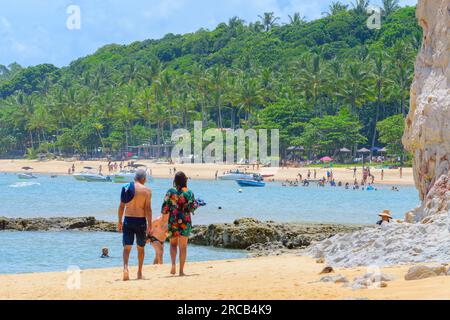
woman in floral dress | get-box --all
[161,172,198,276]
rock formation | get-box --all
[402,0,450,222]
[190,218,367,250]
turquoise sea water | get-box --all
[0,231,245,274]
[0,173,420,274]
[0,173,419,224]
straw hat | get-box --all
[379,210,393,219]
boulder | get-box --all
[190,218,367,250]
[404,265,447,281]
[319,275,349,284]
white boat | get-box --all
[73,167,111,182]
[83,174,111,183]
[111,171,135,184]
[18,167,37,179]
[18,173,38,180]
[219,171,262,181]
[111,167,153,184]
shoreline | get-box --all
[0,159,415,186]
[1,255,449,300]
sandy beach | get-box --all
[0,159,414,186]
[1,256,448,300]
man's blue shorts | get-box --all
[123,217,147,247]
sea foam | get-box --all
[9,182,41,188]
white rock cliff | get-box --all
[403,0,450,222]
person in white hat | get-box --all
[377,210,393,226]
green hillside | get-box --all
[0,2,421,160]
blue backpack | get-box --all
[121,182,135,204]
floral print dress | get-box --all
[162,187,198,239]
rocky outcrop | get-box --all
[0,217,365,254]
[190,218,367,250]
[403,0,450,222]
[404,265,448,281]
[0,217,117,232]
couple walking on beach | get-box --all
[118,169,198,281]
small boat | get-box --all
[111,165,153,184]
[73,167,111,182]
[236,179,266,187]
[219,171,262,181]
[83,174,111,183]
[18,167,37,180]
[18,173,38,180]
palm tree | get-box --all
[258,12,280,32]
[228,16,245,37]
[237,77,263,126]
[390,40,414,116]
[382,0,399,17]
[249,21,264,33]
[339,62,369,115]
[352,0,370,15]
[369,50,389,158]
[288,13,306,26]
[296,53,328,117]
[324,2,349,16]
[207,65,226,128]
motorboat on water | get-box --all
[73,167,111,182]
[236,179,266,187]
[18,167,37,180]
[110,165,153,184]
[18,173,38,180]
[219,171,263,181]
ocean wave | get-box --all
[9,182,41,188]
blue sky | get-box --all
[0,0,417,67]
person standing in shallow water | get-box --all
[162,172,199,276]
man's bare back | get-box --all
[125,183,152,218]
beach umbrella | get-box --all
[379,147,388,153]
[339,148,351,153]
[357,148,371,153]
[320,156,333,162]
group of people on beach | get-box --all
[117,169,198,280]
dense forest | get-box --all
[0,0,421,161]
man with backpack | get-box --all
[118,169,152,281]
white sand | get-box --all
[0,159,414,186]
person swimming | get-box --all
[101,247,110,258]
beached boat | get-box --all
[219,171,262,181]
[236,179,266,187]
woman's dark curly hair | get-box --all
[174,171,188,190]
